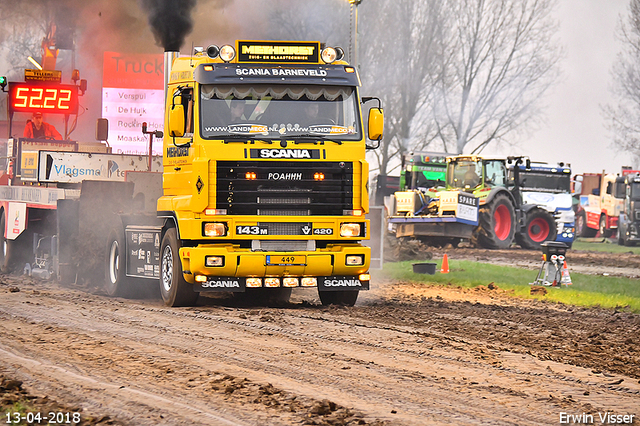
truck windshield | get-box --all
[516,171,571,193]
[631,182,640,199]
[199,84,361,140]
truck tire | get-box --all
[319,290,359,306]
[105,227,131,297]
[472,193,515,249]
[599,215,613,238]
[577,211,597,237]
[160,228,198,307]
[515,209,557,250]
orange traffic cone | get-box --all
[560,260,572,286]
[440,253,450,274]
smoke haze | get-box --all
[141,0,197,51]
[0,0,351,141]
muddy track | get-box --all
[0,274,638,425]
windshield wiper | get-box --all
[215,134,273,144]
[282,134,342,145]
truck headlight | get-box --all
[340,223,361,237]
[283,277,299,287]
[346,255,364,266]
[264,277,280,287]
[246,278,262,288]
[203,222,227,237]
[205,256,224,267]
[301,277,317,287]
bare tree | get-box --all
[606,0,640,166]
[359,0,447,176]
[432,0,561,154]
[265,0,350,46]
[0,3,50,79]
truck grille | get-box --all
[216,161,354,215]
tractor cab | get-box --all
[446,156,508,194]
[399,152,447,192]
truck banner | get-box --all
[37,151,162,183]
[6,202,27,240]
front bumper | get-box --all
[556,223,575,244]
[179,243,370,291]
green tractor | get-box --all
[446,155,557,249]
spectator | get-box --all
[23,112,62,140]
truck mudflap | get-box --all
[318,276,369,291]
[195,275,369,292]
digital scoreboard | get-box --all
[8,82,79,115]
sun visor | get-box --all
[194,64,360,87]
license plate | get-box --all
[266,255,306,265]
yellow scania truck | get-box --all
[133,41,383,306]
[0,41,382,307]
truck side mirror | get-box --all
[368,107,383,141]
[169,103,185,138]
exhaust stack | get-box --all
[164,51,179,102]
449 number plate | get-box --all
[266,255,306,265]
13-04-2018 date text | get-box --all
[5,411,81,424]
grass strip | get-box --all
[380,259,640,312]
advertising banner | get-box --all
[102,52,164,156]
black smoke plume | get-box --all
[141,0,197,51]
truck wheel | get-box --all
[160,228,198,307]
[599,215,613,238]
[577,211,597,237]
[515,209,557,250]
[319,290,359,306]
[105,226,160,299]
[105,227,132,297]
[472,193,515,249]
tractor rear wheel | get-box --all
[472,193,516,249]
[515,208,557,250]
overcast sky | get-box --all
[484,0,630,175]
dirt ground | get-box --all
[0,244,639,426]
